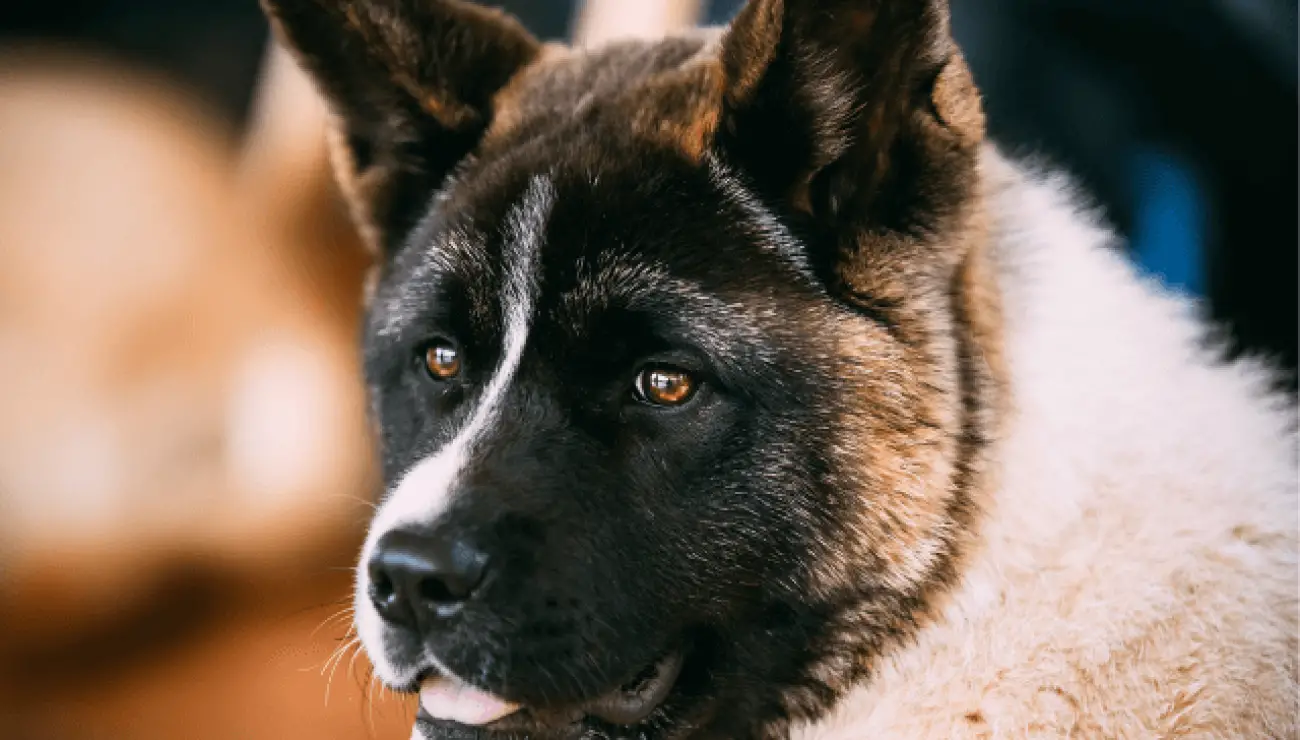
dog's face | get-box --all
[263,1,998,737]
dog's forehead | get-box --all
[376,156,816,344]
[483,32,722,147]
[370,32,823,348]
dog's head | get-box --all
[262,0,1000,736]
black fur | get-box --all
[364,147,852,737]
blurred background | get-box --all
[0,1,1294,738]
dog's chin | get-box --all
[409,648,692,740]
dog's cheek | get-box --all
[684,455,827,611]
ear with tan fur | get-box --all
[717,0,985,260]
[260,0,540,255]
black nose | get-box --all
[367,529,490,626]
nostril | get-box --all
[371,568,394,599]
[368,560,413,627]
[418,576,457,605]
[370,570,395,606]
[418,564,482,606]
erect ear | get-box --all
[260,0,541,256]
[716,0,984,265]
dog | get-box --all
[260,0,1299,737]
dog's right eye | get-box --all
[633,365,698,407]
[422,341,461,381]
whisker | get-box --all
[346,637,366,682]
[322,491,381,512]
[300,624,357,675]
[365,670,379,731]
[311,605,355,638]
[324,635,362,706]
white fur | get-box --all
[794,147,1297,738]
[357,176,554,684]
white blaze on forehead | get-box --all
[356,175,555,684]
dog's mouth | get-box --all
[416,649,686,732]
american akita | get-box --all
[260,0,1299,737]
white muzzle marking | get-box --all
[355,175,555,687]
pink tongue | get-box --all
[419,675,522,726]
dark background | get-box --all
[2,0,1295,384]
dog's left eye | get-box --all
[422,341,462,380]
[633,365,698,407]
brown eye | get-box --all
[424,342,461,380]
[634,365,698,407]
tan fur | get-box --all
[793,149,1299,739]
[483,32,727,164]
[809,44,997,614]
[931,54,984,144]
[626,59,726,162]
[484,42,575,146]
[324,117,386,256]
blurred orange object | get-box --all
[0,44,393,739]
